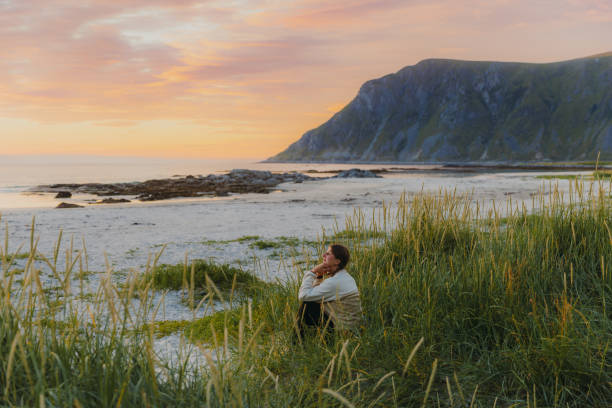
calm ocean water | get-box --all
[1,156,260,187]
[0,155,434,209]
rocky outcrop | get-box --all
[93,198,131,204]
[56,202,83,208]
[269,54,612,162]
[54,191,72,198]
[331,169,381,178]
[35,170,315,202]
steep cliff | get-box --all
[269,55,612,162]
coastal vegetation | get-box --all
[536,174,581,180]
[200,234,316,249]
[536,169,612,180]
[139,259,259,292]
[0,179,610,407]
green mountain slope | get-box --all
[269,55,612,162]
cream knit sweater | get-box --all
[298,269,362,330]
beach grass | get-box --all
[536,174,581,180]
[200,235,317,254]
[135,259,265,312]
[139,259,260,291]
[537,169,612,180]
[0,179,610,407]
[573,160,612,166]
[594,169,612,179]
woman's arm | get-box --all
[298,271,338,302]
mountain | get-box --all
[269,54,612,162]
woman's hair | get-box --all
[330,244,350,271]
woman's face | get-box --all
[322,246,340,271]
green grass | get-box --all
[201,235,317,251]
[236,235,260,242]
[533,161,590,166]
[148,319,190,338]
[2,252,42,265]
[11,252,32,260]
[244,236,319,263]
[200,235,260,245]
[536,174,581,180]
[149,306,262,343]
[249,236,315,250]
[185,308,243,343]
[328,228,387,242]
[125,247,139,257]
[74,269,98,281]
[575,161,612,166]
[249,239,282,250]
[138,259,262,294]
[593,170,612,179]
[537,169,612,180]
[0,184,610,407]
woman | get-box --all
[297,244,362,335]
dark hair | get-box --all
[330,244,350,271]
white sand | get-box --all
[2,171,594,275]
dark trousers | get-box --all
[297,301,334,338]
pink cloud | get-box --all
[281,0,413,27]
[94,120,139,127]
[0,0,610,134]
[176,37,326,81]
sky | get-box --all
[1,0,611,159]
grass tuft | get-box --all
[139,259,260,292]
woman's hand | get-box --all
[311,263,332,277]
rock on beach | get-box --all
[332,169,381,178]
[93,198,131,204]
[34,168,387,204]
[35,169,316,202]
[54,191,72,198]
[56,202,83,208]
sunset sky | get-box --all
[1,0,611,158]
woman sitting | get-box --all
[297,244,362,336]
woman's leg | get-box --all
[297,301,334,336]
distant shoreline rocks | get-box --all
[35,169,317,204]
[56,202,83,208]
[270,162,610,171]
[34,164,599,208]
[93,198,131,204]
[331,168,381,178]
[54,191,72,198]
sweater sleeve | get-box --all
[298,271,339,302]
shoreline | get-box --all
[263,160,612,171]
[2,172,595,274]
[2,163,603,210]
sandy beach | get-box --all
[1,168,599,364]
[3,169,592,276]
